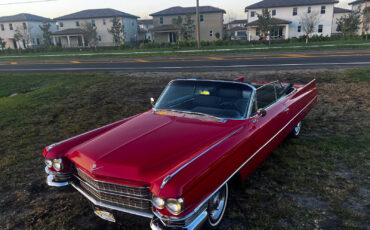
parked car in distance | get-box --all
[43,77,317,229]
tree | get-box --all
[0,37,6,50]
[82,22,98,48]
[108,17,125,46]
[183,14,195,40]
[172,16,184,41]
[363,7,370,39]
[337,9,362,39]
[300,10,320,44]
[257,8,273,45]
[14,25,32,48]
[39,22,52,46]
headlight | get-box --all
[45,159,53,168]
[166,198,184,215]
[52,158,63,171]
[152,195,165,209]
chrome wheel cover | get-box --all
[294,121,302,136]
[208,184,228,226]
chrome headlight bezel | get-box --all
[165,198,184,215]
[152,195,165,210]
[45,159,53,168]
[52,158,63,171]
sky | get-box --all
[0,0,354,21]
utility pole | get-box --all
[196,0,201,48]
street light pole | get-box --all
[196,0,201,48]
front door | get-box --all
[169,32,177,43]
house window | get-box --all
[251,11,255,17]
[23,22,27,29]
[318,25,323,33]
[9,24,13,30]
[308,6,311,13]
[272,9,276,16]
[103,19,106,25]
[256,27,260,36]
[98,35,102,41]
[210,30,213,37]
[59,22,63,27]
[321,6,326,14]
[293,8,297,16]
[92,19,96,26]
[37,38,40,45]
[200,14,204,22]
[76,21,80,26]
[160,17,163,24]
[0,24,4,31]
[298,26,301,32]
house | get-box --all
[245,0,339,40]
[349,0,370,35]
[0,13,55,49]
[138,19,153,41]
[53,8,139,47]
[332,7,352,35]
[225,19,249,40]
[149,6,226,43]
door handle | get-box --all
[284,108,290,112]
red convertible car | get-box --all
[43,78,317,229]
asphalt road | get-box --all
[1,49,370,72]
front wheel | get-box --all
[291,121,302,137]
[203,183,229,229]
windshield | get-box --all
[155,80,253,119]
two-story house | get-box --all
[245,0,339,40]
[0,13,55,49]
[53,8,139,47]
[225,19,249,40]
[138,19,154,42]
[332,7,352,35]
[349,0,370,35]
[149,6,226,43]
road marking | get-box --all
[283,54,313,58]
[135,59,150,63]
[207,57,224,61]
[71,61,81,64]
[10,62,18,65]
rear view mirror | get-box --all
[150,97,155,107]
[257,108,267,117]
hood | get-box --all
[66,111,240,185]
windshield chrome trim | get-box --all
[160,126,243,189]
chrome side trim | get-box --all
[160,126,243,189]
[156,95,317,222]
[74,174,152,201]
[71,181,154,219]
[46,175,70,187]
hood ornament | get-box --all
[90,163,104,172]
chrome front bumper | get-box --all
[45,167,208,230]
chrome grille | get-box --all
[74,168,152,212]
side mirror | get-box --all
[257,108,267,117]
[150,97,155,107]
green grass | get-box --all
[1,39,370,61]
[0,69,369,229]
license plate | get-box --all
[94,209,116,222]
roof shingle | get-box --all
[52,28,85,35]
[246,18,292,26]
[55,8,139,20]
[0,13,52,23]
[150,6,226,16]
[245,0,339,10]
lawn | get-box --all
[0,69,369,229]
[1,39,370,61]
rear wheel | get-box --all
[203,183,229,229]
